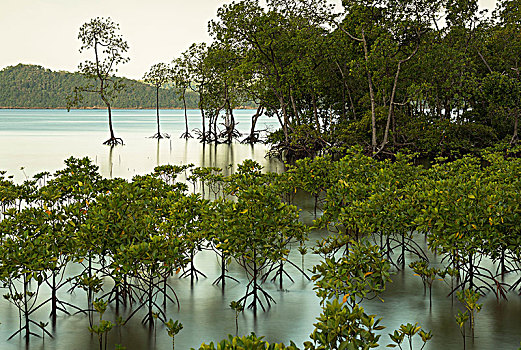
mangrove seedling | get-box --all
[455,310,469,350]
[165,319,183,350]
[387,323,433,350]
[230,300,244,336]
[89,298,114,350]
[456,289,482,336]
[38,322,49,341]
[409,261,446,307]
[298,245,308,270]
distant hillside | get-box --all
[0,64,199,109]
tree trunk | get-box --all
[221,252,226,288]
[108,104,115,139]
[278,94,289,144]
[148,277,153,327]
[253,250,258,314]
[190,251,194,286]
[380,62,402,152]
[469,253,474,289]
[311,93,321,134]
[289,87,300,126]
[501,247,506,277]
[183,90,189,138]
[24,275,30,343]
[115,283,120,313]
[226,97,235,144]
[279,261,283,290]
[200,93,207,143]
[51,271,57,324]
[401,232,405,269]
[361,30,377,154]
[379,41,419,153]
[247,106,264,143]
[156,86,162,138]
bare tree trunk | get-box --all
[289,86,300,126]
[278,94,289,144]
[311,92,321,133]
[183,90,190,138]
[226,99,235,144]
[24,276,30,343]
[51,271,57,324]
[200,89,207,143]
[107,104,116,140]
[380,63,401,151]
[378,39,419,154]
[246,105,264,143]
[156,86,162,138]
[360,30,377,154]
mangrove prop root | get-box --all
[103,137,124,146]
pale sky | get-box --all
[0,0,497,80]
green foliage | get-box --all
[165,318,183,350]
[68,17,130,124]
[214,160,308,311]
[143,62,172,138]
[455,309,469,349]
[387,323,432,350]
[143,63,171,90]
[456,289,482,334]
[230,301,245,336]
[311,240,391,306]
[409,261,446,307]
[195,333,299,350]
[2,148,521,348]
[307,238,390,350]
[183,0,521,156]
[5,0,521,155]
[165,319,183,337]
[304,300,383,350]
[89,298,114,350]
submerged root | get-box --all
[242,132,261,144]
[149,132,170,139]
[180,132,193,139]
[219,127,241,143]
[103,137,124,146]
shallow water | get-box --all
[0,109,520,349]
[0,109,282,182]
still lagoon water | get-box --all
[0,109,283,182]
[0,109,520,349]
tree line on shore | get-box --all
[0,64,200,110]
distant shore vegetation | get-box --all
[0,64,201,110]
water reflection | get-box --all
[156,139,160,167]
[108,145,114,179]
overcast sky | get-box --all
[0,0,497,80]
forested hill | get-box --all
[0,64,199,109]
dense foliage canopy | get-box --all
[168,0,521,157]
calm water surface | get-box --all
[0,109,520,349]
